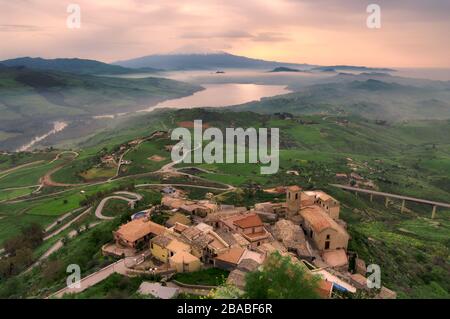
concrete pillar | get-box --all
[431,206,437,219]
[401,200,405,213]
[370,194,373,202]
[385,197,389,207]
[355,191,358,197]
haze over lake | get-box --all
[149,83,291,110]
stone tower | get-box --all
[286,185,302,216]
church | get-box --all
[285,186,350,253]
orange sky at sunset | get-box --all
[1,0,449,68]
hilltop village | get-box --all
[100,185,396,299]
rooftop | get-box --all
[233,213,263,229]
[322,249,348,268]
[215,247,245,265]
[169,251,199,264]
[151,234,173,248]
[166,238,191,253]
[287,185,302,192]
[115,219,165,243]
[166,213,191,228]
[300,205,347,235]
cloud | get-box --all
[0,0,448,67]
[180,30,253,39]
[252,32,290,42]
[0,24,42,32]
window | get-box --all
[295,193,298,200]
[326,234,330,240]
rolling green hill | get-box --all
[0,108,448,298]
[0,66,202,151]
[0,57,159,75]
[234,76,450,122]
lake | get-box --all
[146,83,291,110]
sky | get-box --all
[1,0,449,68]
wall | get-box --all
[151,243,169,263]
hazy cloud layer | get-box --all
[0,0,449,67]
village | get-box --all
[96,184,397,299]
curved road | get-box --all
[95,192,143,220]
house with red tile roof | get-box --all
[218,213,271,248]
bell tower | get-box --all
[286,185,302,216]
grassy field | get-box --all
[0,66,202,151]
[0,186,37,201]
[0,109,449,298]
[120,138,171,176]
[173,268,229,286]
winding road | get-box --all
[95,192,143,220]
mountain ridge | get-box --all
[0,57,160,75]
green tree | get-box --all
[244,252,321,299]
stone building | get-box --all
[285,186,350,254]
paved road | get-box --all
[26,221,101,273]
[94,191,143,220]
[50,257,137,298]
[114,191,143,201]
[44,207,91,240]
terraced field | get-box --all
[0,109,448,298]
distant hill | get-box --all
[115,52,397,73]
[0,57,159,75]
[269,67,303,73]
[232,75,450,122]
[0,66,201,150]
[313,65,396,73]
[114,52,313,70]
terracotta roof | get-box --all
[322,249,348,268]
[300,206,333,233]
[169,251,199,264]
[317,280,333,298]
[173,222,189,233]
[181,226,202,241]
[167,239,191,253]
[162,196,193,209]
[302,206,349,237]
[287,185,302,192]
[233,214,263,229]
[115,219,165,243]
[215,247,245,265]
[191,233,213,248]
[166,213,191,227]
[215,230,238,246]
[151,234,173,248]
[240,250,265,264]
[316,191,335,202]
[350,273,367,287]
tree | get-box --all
[244,252,321,299]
